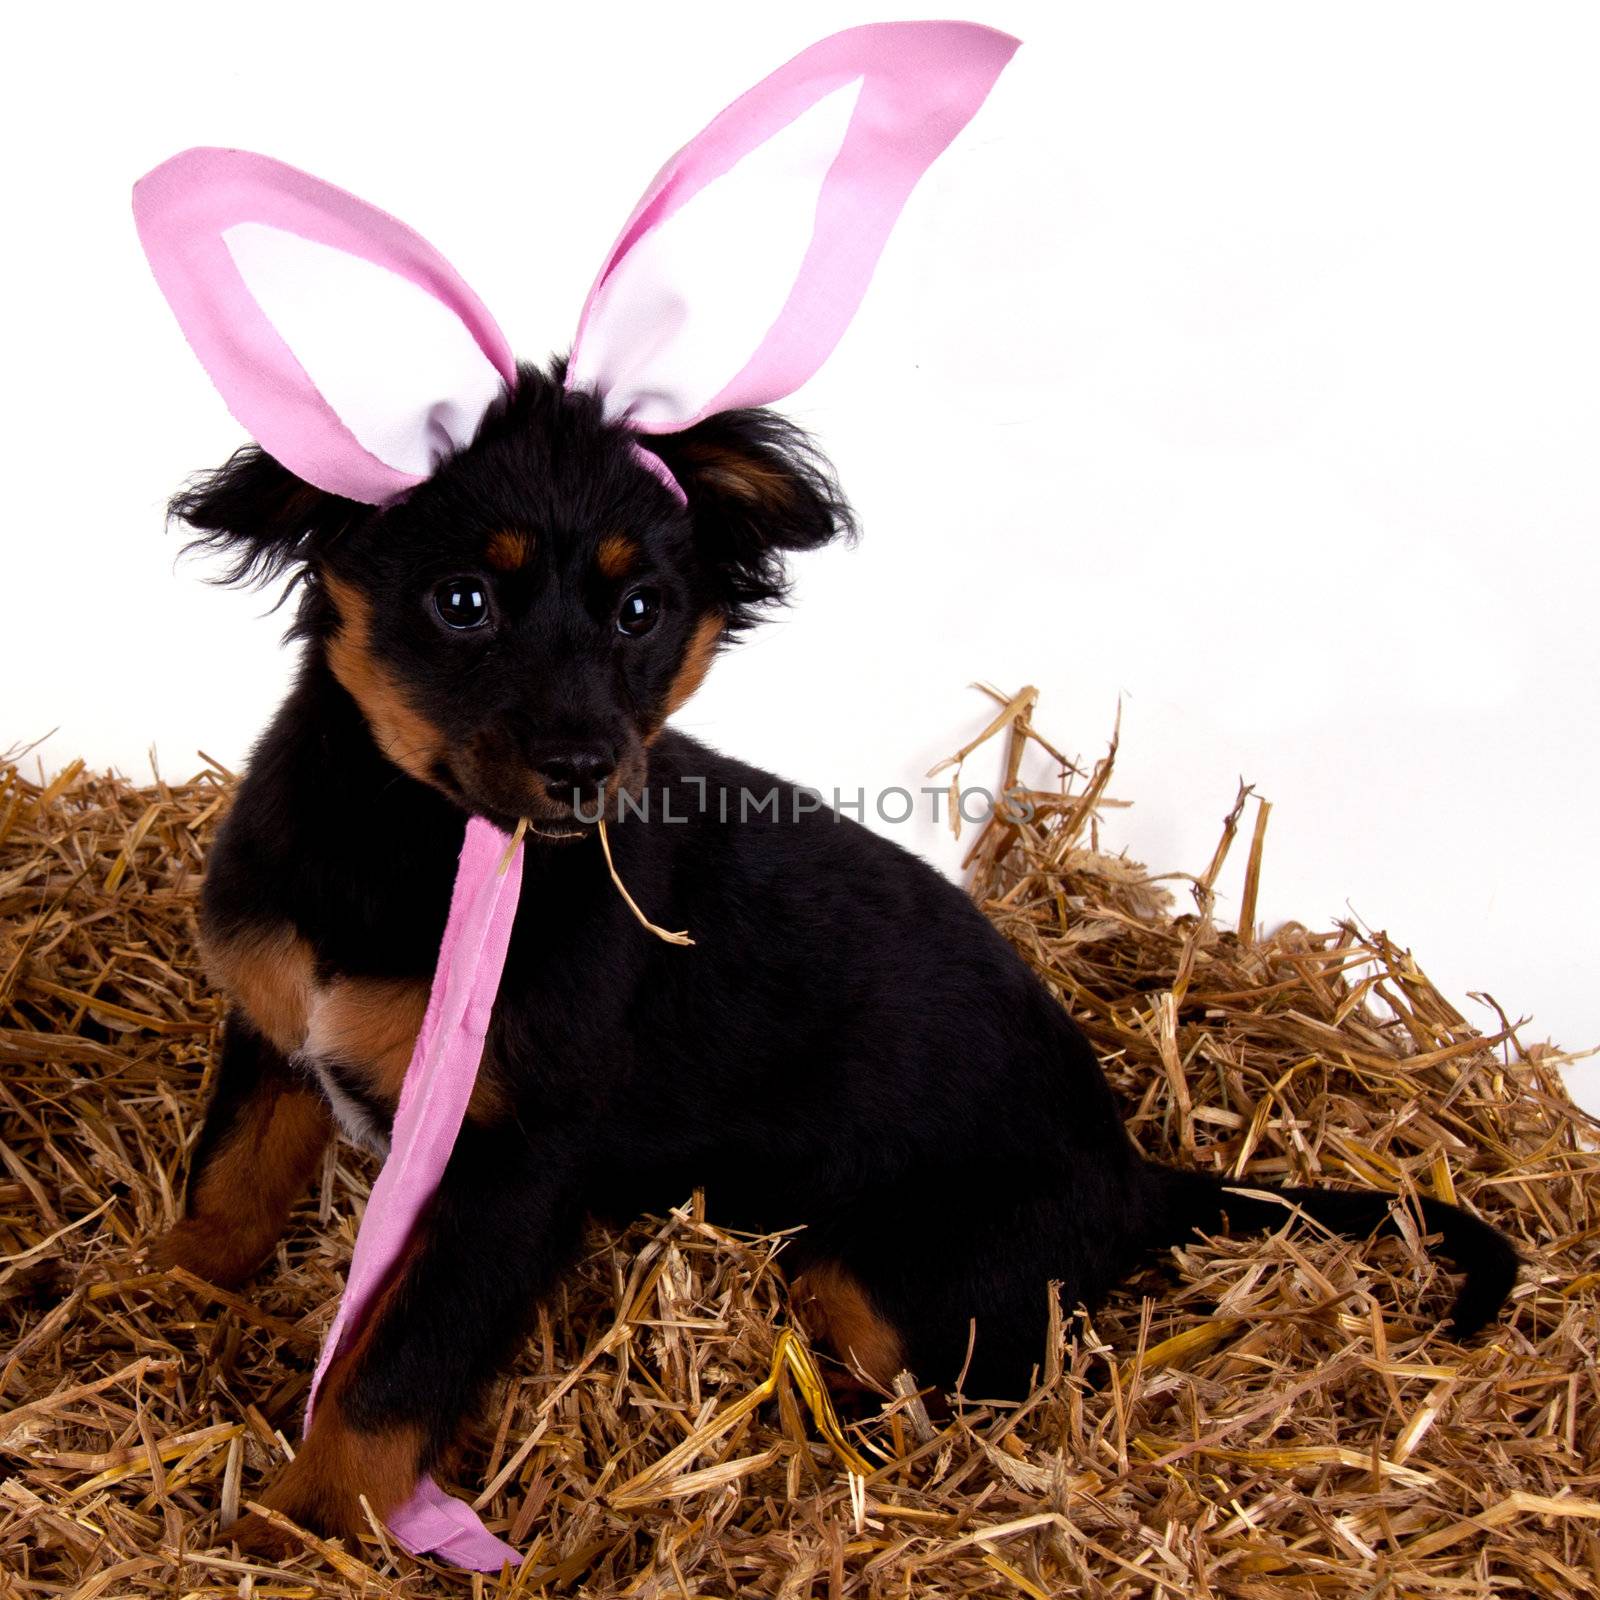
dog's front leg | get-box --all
[230,1122,583,1554]
[152,1011,333,1286]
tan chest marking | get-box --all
[204,924,315,1055]
[306,975,506,1125]
[207,925,505,1134]
[307,976,427,1103]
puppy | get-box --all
[155,365,1517,1546]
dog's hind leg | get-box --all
[790,1258,908,1395]
[151,1011,332,1287]
[794,1167,1149,1403]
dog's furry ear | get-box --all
[651,409,856,632]
[169,445,365,589]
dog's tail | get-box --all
[1148,1163,1518,1337]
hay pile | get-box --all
[2,693,1597,1599]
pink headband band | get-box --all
[134,20,1018,1571]
[134,21,1017,507]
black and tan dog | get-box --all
[152,365,1518,1547]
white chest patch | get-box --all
[295,986,393,1158]
[299,1053,391,1157]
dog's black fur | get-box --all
[158,364,1518,1547]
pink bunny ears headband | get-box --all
[133,21,1019,510]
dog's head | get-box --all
[172,365,853,833]
[138,30,1016,837]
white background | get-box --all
[3,3,1596,1112]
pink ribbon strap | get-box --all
[305,817,524,1569]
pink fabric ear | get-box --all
[134,149,516,504]
[566,21,1018,435]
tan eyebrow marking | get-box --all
[485,529,534,571]
[596,533,639,581]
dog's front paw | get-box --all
[227,1408,422,1557]
[226,1506,313,1562]
[147,1216,267,1289]
[224,1467,367,1558]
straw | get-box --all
[2,692,1596,1597]
[597,816,693,947]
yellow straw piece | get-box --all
[498,815,529,876]
[597,816,693,946]
[608,1327,871,1509]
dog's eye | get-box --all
[617,588,661,638]
[432,578,490,631]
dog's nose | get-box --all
[531,746,616,791]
